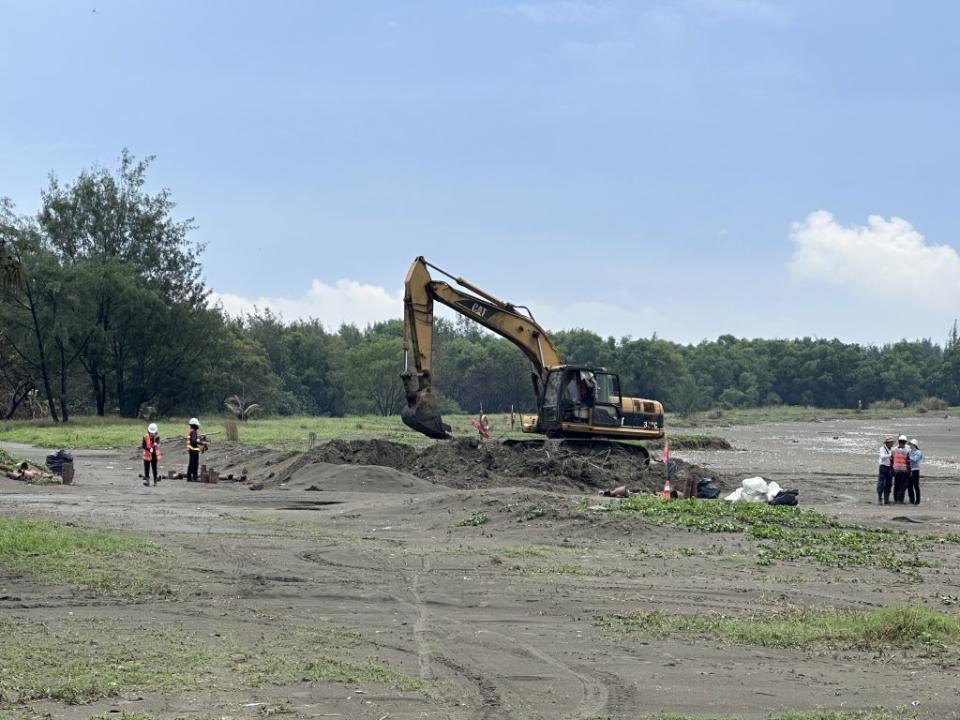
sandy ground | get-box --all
[2,415,960,719]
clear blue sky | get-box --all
[3,0,959,344]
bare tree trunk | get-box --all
[22,278,59,422]
[3,383,31,419]
[57,339,69,423]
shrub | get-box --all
[869,399,905,410]
[916,396,948,413]
[718,388,747,409]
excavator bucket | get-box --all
[400,371,452,439]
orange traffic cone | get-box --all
[661,478,672,500]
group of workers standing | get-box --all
[139,418,208,486]
[877,435,923,505]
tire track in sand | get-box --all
[393,551,608,720]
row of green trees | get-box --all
[3,153,960,422]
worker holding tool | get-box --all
[185,418,208,482]
[141,422,161,486]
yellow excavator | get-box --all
[400,257,665,444]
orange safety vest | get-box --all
[186,428,201,452]
[891,446,910,472]
[142,433,161,461]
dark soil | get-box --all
[203,437,727,494]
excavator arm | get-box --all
[401,257,561,438]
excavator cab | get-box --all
[538,366,624,436]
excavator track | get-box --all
[501,437,651,466]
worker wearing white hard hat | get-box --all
[141,423,162,486]
[185,417,207,482]
[877,436,895,504]
[907,438,923,505]
[890,435,912,504]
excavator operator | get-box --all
[563,370,595,422]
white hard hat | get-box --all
[189,417,200,427]
[898,434,907,442]
[147,423,158,434]
[910,438,920,447]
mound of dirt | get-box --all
[207,438,726,494]
[284,462,437,494]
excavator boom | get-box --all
[400,257,664,443]
[401,257,560,438]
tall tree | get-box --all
[38,150,206,416]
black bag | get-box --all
[769,489,799,506]
[45,449,74,475]
[696,477,720,499]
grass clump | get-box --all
[0,620,210,704]
[0,413,531,450]
[0,447,24,471]
[652,710,920,720]
[303,657,424,690]
[0,448,54,485]
[457,511,489,527]
[0,618,424,706]
[500,544,564,558]
[517,562,607,577]
[599,604,960,651]
[619,495,838,533]
[752,525,928,573]
[0,517,168,596]
[223,625,422,691]
[617,496,935,574]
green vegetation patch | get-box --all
[651,710,923,720]
[0,517,168,596]
[0,618,423,708]
[515,562,608,577]
[0,413,531,451]
[0,448,53,485]
[599,604,960,651]
[752,525,927,573]
[223,624,423,692]
[619,495,839,532]
[500,544,569,558]
[617,496,934,573]
[0,447,25,470]
[457,511,489,526]
[0,620,210,704]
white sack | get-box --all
[725,476,778,503]
[723,487,744,502]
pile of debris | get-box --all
[167,464,248,484]
[207,438,726,494]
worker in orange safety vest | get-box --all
[185,418,208,482]
[141,423,162,486]
[890,434,913,504]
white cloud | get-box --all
[211,279,404,329]
[211,277,668,340]
[681,0,794,26]
[789,210,960,308]
[560,38,635,67]
[505,1,617,25]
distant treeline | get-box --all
[3,153,960,421]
